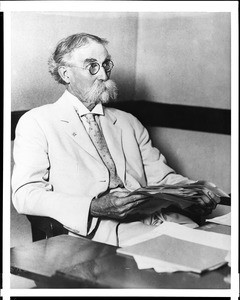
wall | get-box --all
[135,12,231,108]
[135,12,231,192]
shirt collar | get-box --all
[64,89,104,117]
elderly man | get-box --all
[12,33,217,246]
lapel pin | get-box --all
[72,132,77,137]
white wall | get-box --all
[135,12,231,108]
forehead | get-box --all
[69,41,109,63]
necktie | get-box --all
[85,114,123,189]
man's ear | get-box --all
[58,66,71,84]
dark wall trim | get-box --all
[109,101,231,135]
[11,101,231,140]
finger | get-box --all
[116,194,150,205]
[195,195,213,208]
[120,199,149,216]
[130,198,149,207]
[207,195,218,209]
[112,191,131,198]
[202,190,219,207]
[203,194,218,209]
[112,198,147,219]
[110,188,129,195]
[124,198,148,210]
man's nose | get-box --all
[97,66,108,81]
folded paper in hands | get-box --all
[130,180,230,210]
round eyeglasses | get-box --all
[69,59,114,76]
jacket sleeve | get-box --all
[11,112,93,236]
[131,116,195,186]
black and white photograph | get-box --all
[1,0,238,297]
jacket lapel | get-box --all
[54,92,127,182]
[54,93,102,164]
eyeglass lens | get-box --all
[89,60,114,75]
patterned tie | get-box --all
[85,114,123,189]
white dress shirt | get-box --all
[65,89,104,133]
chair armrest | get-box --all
[26,215,68,241]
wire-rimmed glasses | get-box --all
[68,59,114,75]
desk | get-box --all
[11,234,116,287]
[11,207,231,289]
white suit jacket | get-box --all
[12,91,191,244]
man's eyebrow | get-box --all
[83,55,112,65]
[83,58,97,64]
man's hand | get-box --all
[187,191,220,216]
[90,190,150,219]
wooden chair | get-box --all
[26,215,68,242]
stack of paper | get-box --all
[118,234,228,273]
[117,222,230,274]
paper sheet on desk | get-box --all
[130,236,228,273]
[117,222,230,273]
[134,253,228,273]
[121,222,231,250]
[133,254,195,273]
[206,212,231,226]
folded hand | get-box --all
[188,191,220,216]
[90,189,150,219]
